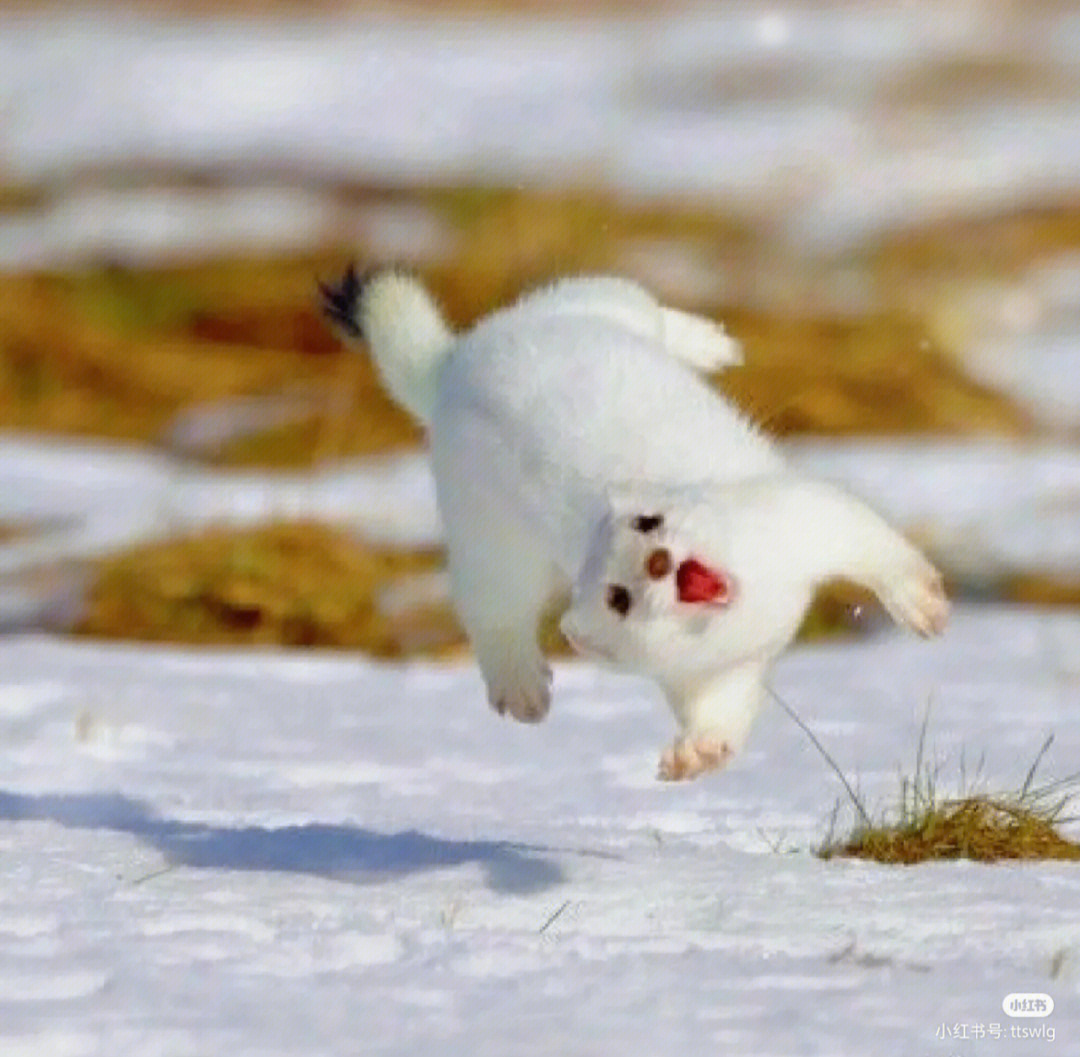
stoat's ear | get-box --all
[676,558,735,605]
[603,481,652,518]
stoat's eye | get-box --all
[645,547,672,579]
[631,513,663,533]
[605,584,632,616]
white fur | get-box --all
[498,276,742,373]
[333,270,948,778]
[356,270,453,424]
[561,476,947,777]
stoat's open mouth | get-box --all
[676,558,734,605]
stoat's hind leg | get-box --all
[443,490,562,724]
[512,277,741,374]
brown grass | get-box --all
[76,521,465,656]
[822,794,1080,864]
[817,729,1080,865]
[0,522,29,544]
[1005,573,1080,608]
[0,182,1034,463]
[0,264,420,457]
[870,199,1080,287]
[719,309,1028,437]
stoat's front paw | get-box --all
[881,556,949,638]
[486,653,552,724]
[657,735,733,781]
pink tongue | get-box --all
[676,558,727,603]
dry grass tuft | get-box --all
[76,521,465,657]
[821,793,1080,864]
[817,724,1080,865]
[0,263,420,458]
[719,309,1029,437]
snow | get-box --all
[3,2,1080,264]
[0,186,457,271]
[928,254,1080,431]
[0,432,441,576]
[1,607,1078,1054]
[2,432,1078,1050]
[3,3,1080,1047]
[4,432,1080,620]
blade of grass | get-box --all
[1020,733,1055,799]
[766,684,871,829]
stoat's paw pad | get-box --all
[882,556,949,638]
[487,653,552,724]
[657,735,733,781]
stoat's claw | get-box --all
[882,559,949,638]
[487,654,552,724]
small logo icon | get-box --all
[1002,993,1054,1018]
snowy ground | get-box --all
[1,606,1078,1055]
[3,4,1080,1050]
[4,432,1080,629]
[4,2,1080,258]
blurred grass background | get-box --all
[2,1,1078,653]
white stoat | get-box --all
[321,267,948,781]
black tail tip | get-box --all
[317,261,365,339]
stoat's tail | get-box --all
[319,265,453,425]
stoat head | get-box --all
[560,480,817,683]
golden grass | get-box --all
[1005,573,1080,608]
[821,794,1080,864]
[0,183,1039,464]
[76,521,465,657]
[870,200,1080,287]
[719,309,1028,437]
[0,522,29,544]
[816,727,1080,865]
[0,265,420,456]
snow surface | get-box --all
[3,2,1080,263]
[3,432,1080,621]
[1,606,1078,1055]
[929,254,1080,432]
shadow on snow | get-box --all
[0,789,565,894]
